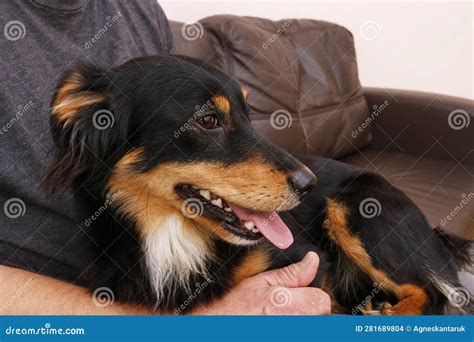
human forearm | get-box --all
[0,252,330,315]
[0,265,154,315]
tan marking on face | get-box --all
[106,152,297,245]
[107,148,213,259]
[232,248,270,285]
[211,95,230,117]
[241,87,249,103]
[110,147,144,173]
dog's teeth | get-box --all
[211,198,223,208]
[200,190,211,200]
[192,185,198,190]
[224,207,232,212]
[244,221,255,230]
[251,228,259,233]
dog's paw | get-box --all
[360,301,381,316]
[360,301,395,315]
[380,302,394,315]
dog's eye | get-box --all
[197,114,219,130]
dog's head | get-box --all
[47,55,316,250]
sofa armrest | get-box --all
[363,87,474,164]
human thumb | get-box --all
[261,252,319,288]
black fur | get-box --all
[279,156,471,314]
[46,55,471,314]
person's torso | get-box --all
[0,0,173,282]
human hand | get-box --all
[192,252,331,315]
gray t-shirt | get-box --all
[0,0,173,283]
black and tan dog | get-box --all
[46,55,471,315]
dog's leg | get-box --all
[360,301,383,316]
[323,199,399,289]
[323,199,429,315]
[380,284,428,315]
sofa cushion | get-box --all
[341,149,474,240]
[170,16,371,158]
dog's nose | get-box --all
[288,170,317,201]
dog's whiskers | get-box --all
[222,192,248,198]
[145,185,151,221]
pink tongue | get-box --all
[228,203,294,249]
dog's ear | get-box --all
[45,63,130,192]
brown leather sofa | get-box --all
[170,15,474,239]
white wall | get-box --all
[161,0,473,99]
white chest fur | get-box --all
[142,212,211,304]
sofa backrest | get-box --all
[170,15,371,158]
